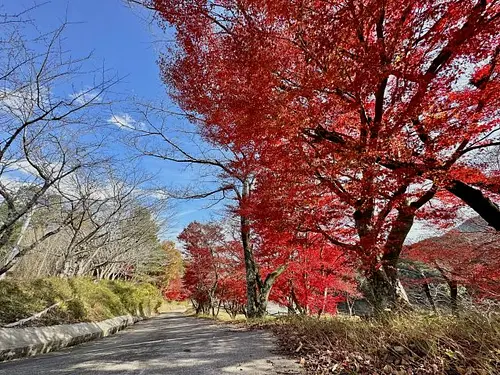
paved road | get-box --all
[0,312,301,375]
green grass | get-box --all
[0,277,163,326]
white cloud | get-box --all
[107,113,138,130]
[4,159,40,177]
[0,175,25,192]
[146,189,170,200]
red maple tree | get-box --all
[269,240,357,317]
[179,222,226,315]
[152,0,500,312]
[179,221,248,316]
[163,277,187,301]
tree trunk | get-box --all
[364,208,415,314]
[448,279,458,314]
[436,265,459,314]
[346,296,355,317]
[241,217,285,319]
[419,270,437,313]
[240,213,260,318]
[366,267,410,314]
[257,265,286,317]
[423,281,437,313]
[317,287,328,318]
[239,180,285,318]
[290,285,306,315]
[447,180,500,231]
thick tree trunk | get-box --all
[240,214,260,317]
[254,265,286,318]
[240,216,285,318]
[241,212,284,317]
[366,267,410,314]
[255,291,269,318]
[364,208,416,314]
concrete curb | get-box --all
[0,315,142,362]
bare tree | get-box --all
[0,7,119,275]
[11,163,167,280]
[54,165,165,279]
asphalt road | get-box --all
[0,312,301,375]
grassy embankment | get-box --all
[0,277,163,327]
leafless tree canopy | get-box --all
[0,6,173,282]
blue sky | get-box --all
[1,0,224,241]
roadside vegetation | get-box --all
[187,300,500,374]
[0,277,163,327]
[0,5,184,331]
[265,312,500,375]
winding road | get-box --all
[0,312,301,375]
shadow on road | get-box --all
[0,312,301,375]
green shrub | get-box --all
[64,298,86,321]
[0,277,163,326]
[106,280,162,317]
[0,280,43,323]
[35,278,74,304]
[68,278,126,321]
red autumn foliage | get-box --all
[405,218,500,300]
[163,277,187,301]
[246,189,357,315]
[179,221,247,316]
[268,239,357,316]
[153,0,500,310]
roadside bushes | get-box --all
[0,277,163,326]
[106,280,162,317]
[269,313,500,374]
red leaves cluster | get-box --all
[154,0,500,307]
[269,240,357,315]
[163,278,186,301]
[179,222,247,315]
[406,219,500,300]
